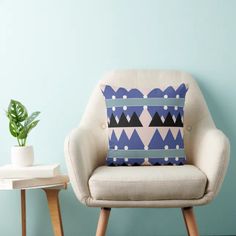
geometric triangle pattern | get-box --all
[108,112,142,127]
[101,84,188,166]
[149,112,183,127]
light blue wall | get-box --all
[0,0,235,235]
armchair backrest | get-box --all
[80,70,215,165]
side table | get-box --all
[0,175,69,236]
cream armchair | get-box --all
[64,70,230,236]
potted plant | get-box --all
[6,99,40,166]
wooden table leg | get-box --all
[21,190,26,236]
[43,189,64,236]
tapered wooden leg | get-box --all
[44,189,64,236]
[182,207,199,236]
[21,190,26,236]
[96,208,111,236]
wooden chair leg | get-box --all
[96,208,111,236]
[21,190,26,236]
[44,189,64,236]
[182,207,199,236]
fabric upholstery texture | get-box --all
[89,165,207,201]
[64,70,230,208]
[101,84,188,166]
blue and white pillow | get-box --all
[101,84,188,166]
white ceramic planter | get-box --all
[11,145,34,167]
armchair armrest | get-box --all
[190,124,230,198]
[64,126,106,205]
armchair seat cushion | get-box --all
[89,165,207,201]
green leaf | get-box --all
[18,127,28,139]
[9,120,18,137]
[7,100,28,122]
[18,119,40,139]
[9,120,24,137]
[24,111,40,127]
[27,120,40,134]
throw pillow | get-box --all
[101,84,188,166]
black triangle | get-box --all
[154,162,161,166]
[163,112,175,127]
[108,163,116,166]
[149,112,163,127]
[117,113,129,127]
[174,113,183,127]
[129,112,142,127]
[167,162,174,166]
[132,162,140,166]
[121,162,128,166]
[108,113,118,127]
